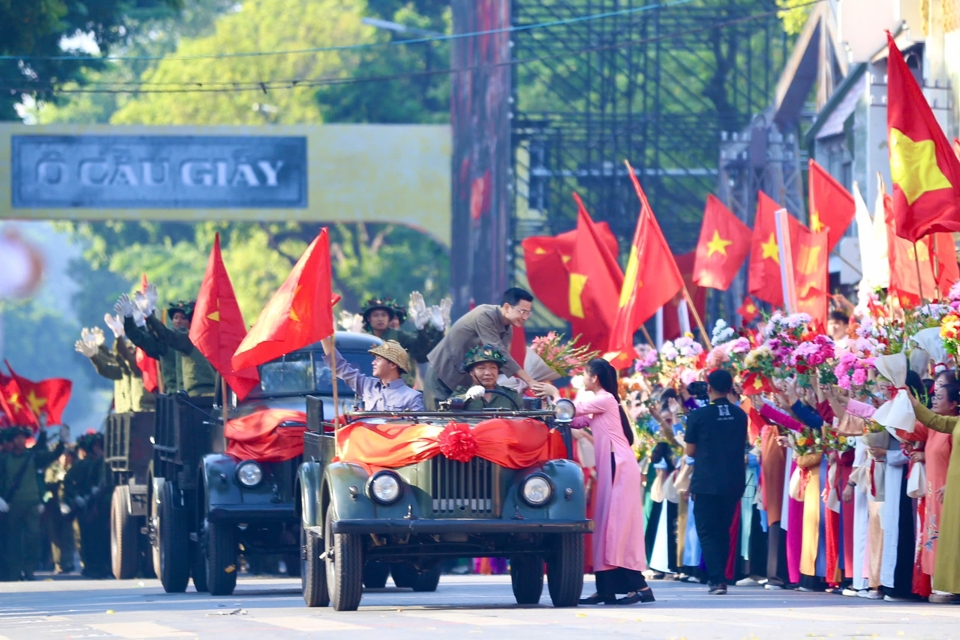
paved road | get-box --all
[1,575,957,639]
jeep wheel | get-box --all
[111,486,138,580]
[159,482,190,593]
[190,539,208,592]
[363,561,390,589]
[301,525,329,607]
[204,519,238,596]
[150,484,162,579]
[510,556,544,605]
[324,507,363,611]
[546,534,584,607]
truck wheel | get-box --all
[111,486,138,580]
[324,507,363,611]
[410,563,441,592]
[204,519,238,596]
[191,540,208,592]
[301,525,329,607]
[546,534,584,607]
[363,561,390,589]
[159,482,190,593]
[150,484,162,579]
[510,556,544,605]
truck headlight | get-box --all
[236,461,263,488]
[554,399,575,423]
[521,474,553,507]
[368,471,402,505]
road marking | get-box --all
[578,610,702,624]
[255,616,370,631]
[87,622,194,638]
[400,611,537,626]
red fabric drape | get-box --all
[225,409,308,462]
[336,418,567,470]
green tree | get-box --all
[776,0,813,36]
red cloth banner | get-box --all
[224,409,308,462]
[335,418,567,470]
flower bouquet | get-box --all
[821,426,855,453]
[790,334,836,375]
[634,345,662,379]
[834,352,876,391]
[743,343,776,379]
[862,418,891,449]
[526,332,600,381]
[940,310,960,365]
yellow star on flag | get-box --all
[796,245,822,276]
[889,128,952,205]
[619,247,642,307]
[289,286,302,322]
[26,390,47,416]
[906,243,931,262]
[561,254,571,264]
[746,302,756,313]
[569,273,588,319]
[810,210,824,233]
[8,392,22,410]
[753,376,764,390]
[760,233,780,264]
[706,230,733,257]
[207,300,220,322]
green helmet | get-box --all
[76,431,103,453]
[168,300,196,320]
[459,344,508,373]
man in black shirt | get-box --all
[684,369,748,595]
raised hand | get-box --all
[104,313,125,338]
[145,283,159,312]
[409,292,428,330]
[440,297,453,329]
[74,338,97,358]
[428,305,445,331]
[114,294,135,318]
[90,326,105,346]
[133,291,152,318]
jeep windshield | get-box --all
[250,349,375,398]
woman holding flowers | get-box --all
[538,359,654,605]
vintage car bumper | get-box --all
[329,518,594,535]
[207,503,296,522]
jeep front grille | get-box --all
[430,457,496,517]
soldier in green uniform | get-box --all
[0,425,67,581]
[448,345,524,411]
[117,294,215,397]
[63,432,111,579]
[43,447,77,573]
[362,295,444,388]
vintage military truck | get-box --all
[150,332,381,596]
[296,398,590,611]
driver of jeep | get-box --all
[449,345,523,411]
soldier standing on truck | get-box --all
[360,294,446,389]
[0,425,68,581]
[75,323,155,413]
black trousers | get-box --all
[595,567,649,596]
[888,465,916,599]
[693,493,741,586]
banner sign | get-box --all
[12,135,307,209]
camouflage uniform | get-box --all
[448,345,524,411]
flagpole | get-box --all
[682,285,713,351]
[332,305,341,459]
[913,242,926,302]
[639,324,655,348]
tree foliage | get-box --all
[776,0,813,36]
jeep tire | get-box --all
[111,485,138,580]
[510,555,544,605]
[325,507,363,611]
[363,560,390,589]
[191,539,208,592]
[204,519,238,596]
[546,533,584,607]
[159,482,190,593]
[301,525,329,607]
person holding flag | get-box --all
[319,337,423,412]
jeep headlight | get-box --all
[521,474,553,507]
[368,471,402,505]
[554,398,576,423]
[236,461,263,488]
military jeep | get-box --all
[296,398,591,611]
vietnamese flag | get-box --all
[608,161,684,361]
[741,371,774,396]
[747,191,805,308]
[932,232,960,298]
[233,228,339,371]
[737,296,760,324]
[808,159,855,253]
[0,374,38,428]
[521,222,618,322]
[567,193,625,352]
[884,193,937,305]
[663,251,707,341]
[191,233,260,401]
[887,33,960,242]
[4,362,71,426]
[692,195,751,291]
[793,227,829,328]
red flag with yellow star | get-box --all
[3,363,70,426]
[884,193,937,305]
[793,227,829,328]
[933,232,960,297]
[521,220,619,323]
[233,229,339,372]
[747,191,805,308]
[0,374,38,428]
[737,296,760,324]
[608,161,684,361]
[190,233,260,401]
[567,193,625,352]
[808,159,855,253]
[887,32,960,242]
[692,194,751,291]
[741,371,774,396]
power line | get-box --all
[1,0,823,96]
[0,0,693,63]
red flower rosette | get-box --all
[438,421,478,463]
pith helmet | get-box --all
[368,340,410,374]
[459,344,508,373]
[168,300,196,319]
